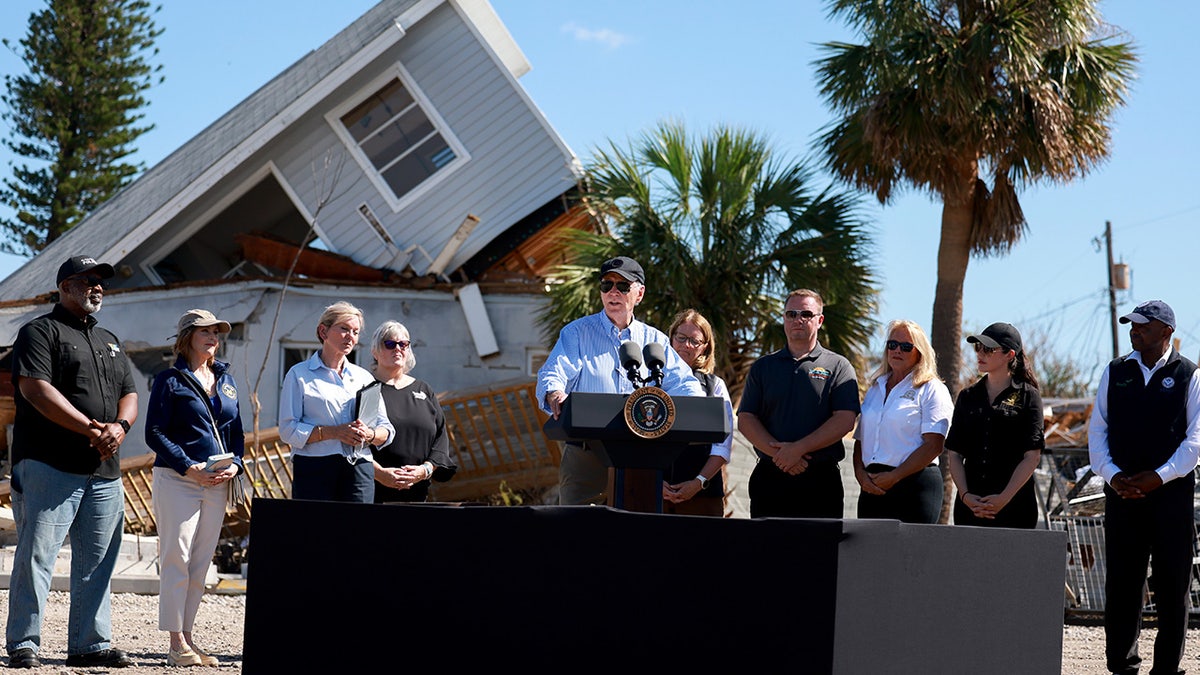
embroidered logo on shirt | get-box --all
[413,390,427,400]
[901,389,917,401]
[106,342,120,356]
[809,367,831,382]
[222,383,237,399]
[1162,376,1176,390]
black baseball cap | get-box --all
[56,255,115,286]
[966,322,1023,353]
[1119,300,1176,330]
[599,256,645,284]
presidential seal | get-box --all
[624,386,676,439]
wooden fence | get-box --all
[1,380,560,538]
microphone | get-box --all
[619,340,644,386]
[642,342,667,388]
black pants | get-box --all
[1103,477,1195,675]
[856,464,943,524]
[749,462,842,519]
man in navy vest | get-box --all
[1088,299,1200,675]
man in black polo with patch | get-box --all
[5,255,138,669]
[1088,299,1200,675]
[738,288,860,518]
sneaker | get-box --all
[167,648,202,667]
[65,648,134,668]
[5,648,40,669]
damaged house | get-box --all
[0,0,587,503]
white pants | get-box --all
[151,467,227,632]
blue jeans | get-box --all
[5,459,125,656]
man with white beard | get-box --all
[4,256,138,669]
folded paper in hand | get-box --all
[205,453,235,472]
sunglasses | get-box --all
[783,309,820,321]
[973,343,1002,354]
[383,339,411,350]
[72,275,106,289]
[886,340,915,353]
[599,280,634,294]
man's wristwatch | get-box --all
[116,419,131,433]
[695,474,710,490]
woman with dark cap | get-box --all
[945,322,1045,528]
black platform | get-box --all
[243,498,1066,674]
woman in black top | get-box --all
[946,322,1045,528]
[369,321,456,502]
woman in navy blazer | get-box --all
[145,309,244,667]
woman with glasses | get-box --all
[368,321,457,502]
[279,302,394,503]
[852,320,952,524]
[663,309,733,516]
[945,322,1045,528]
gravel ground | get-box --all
[3,590,1200,673]
[0,591,244,672]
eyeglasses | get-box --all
[600,280,634,294]
[673,333,707,349]
[886,340,915,353]
[383,339,411,350]
[973,343,1002,354]
[72,275,106,289]
[783,309,820,322]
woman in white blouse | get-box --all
[852,319,953,523]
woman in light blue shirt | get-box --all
[279,301,394,503]
[852,319,952,523]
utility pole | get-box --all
[1105,220,1119,359]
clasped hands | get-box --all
[326,420,375,445]
[960,492,1011,519]
[663,479,700,503]
[1111,471,1163,499]
[856,468,897,496]
[770,440,811,475]
[87,419,124,461]
[376,464,429,490]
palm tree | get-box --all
[539,121,880,403]
[813,0,1136,390]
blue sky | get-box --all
[1,0,1196,388]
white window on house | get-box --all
[339,77,459,202]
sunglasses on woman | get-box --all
[383,339,411,350]
[973,343,1002,354]
[885,340,915,353]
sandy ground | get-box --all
[2,590,1200,672]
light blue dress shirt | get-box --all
[279,352,395,460]
[536,311,704,411]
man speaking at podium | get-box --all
[537,256,707,505]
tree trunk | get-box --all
[932,196,974,523]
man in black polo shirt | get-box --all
[1088,299,1200,675]
[4,256,138,669]
[738,288,861,518]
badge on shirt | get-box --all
[809,367,831,382]
[901,389,917,401]
[221,382,237,400]
[413,390,427,400]
[106,342,120,357]
[1162,376,1176,390]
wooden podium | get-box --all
[542,391,728,512]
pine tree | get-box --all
[0,0,163,256]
